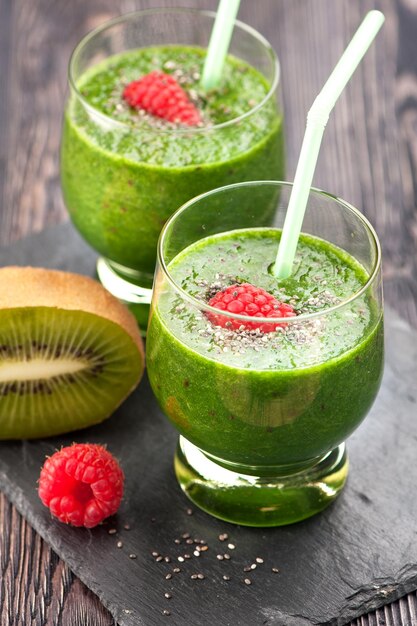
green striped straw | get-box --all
[201,0,241,90]
[274,10,385,279]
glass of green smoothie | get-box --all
[61,9,284,329]
[146,181,384,527]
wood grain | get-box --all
[0,0,416,624]
[0,493,115,626]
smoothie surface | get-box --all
[69,45,280,167]
[158,228,377,370]
[78,45,272,127]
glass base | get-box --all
[175,436,348,527]
[96,257,153,332]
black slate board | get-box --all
[0,223,417,626]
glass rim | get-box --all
[68,7,280,136]
[158,180,382,324]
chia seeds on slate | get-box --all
[149,521,274,619]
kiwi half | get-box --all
[0,267,144,439]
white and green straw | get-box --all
[201,0,241,91]
[274,10,385,279]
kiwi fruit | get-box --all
[0,267,144,439]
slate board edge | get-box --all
[2,468,417,626]
[0,474,131,626]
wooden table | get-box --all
[1,0,416,624]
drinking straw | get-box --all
[273,10,385,279]
[201,0,241,90]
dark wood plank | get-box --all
[0,492,115,625]
[0,0,416,624]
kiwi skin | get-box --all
[0,266,145,439]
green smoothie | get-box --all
[61,46,284,279]
[147,228,384,467]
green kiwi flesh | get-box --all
[0,306,143,438]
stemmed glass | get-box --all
[146,181,384,526]
[60,9,284,328]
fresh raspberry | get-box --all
[38,443,124,528]
[207,283,297,333]
[122,70,202,126]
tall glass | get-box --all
[146,181,384,526]
[60,9,284,329]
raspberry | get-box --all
[207,283,297,333]
[122,70,202,126]
[38,443,124,528]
